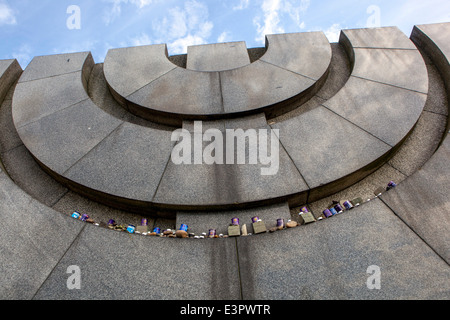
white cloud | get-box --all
[233,0,250,11]
[102,0,156,25]
[0,1,16,25]
[253,0,309,44]
[130,33,152,47]
[152,0,214,54]
[324,23,342,43]
[218,31,231,43]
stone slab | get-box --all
[260,31,332,80]
[411,23,450,111]
[32,224,241,300]
[237,198,450,300]
[16,99,123,174]
[0,171,84,300]
[0,59,22,102]
[381,133,450,264]
[272,106,391,190]
[18,52,93,84]
[0,97,23,153]
[387,111,447,176]
[342,27,417,49]
[352,48,428,94]
[315,43,352,101]
[221,60,316,114]
[104,45,177,98]
[187,41,250,72]
[64,123,175,202]
[12,71,90,128]
[323,76,426,147]
[128,67,223,116]
[1,144,68,207]
[153,124,308,209]
[176,202,291,236]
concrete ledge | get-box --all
[0,59,22,103]
[103,32,332,125]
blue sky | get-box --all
[1,0,450,68]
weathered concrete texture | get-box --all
[104,45,176,98]
[0,94,23,154]
[220,60,316,114]
[0,170,84,300]
[177,202,291,236]
[64,123,175,203]
[127,67,223,116]
[260,32,332,80]
[187,41,251,72]
[237,198,450,300]
[343,27,418,49]
[16,99,123,175]
[33,224,241,300]
[272,106,391,190]
[12,71,91,128]
[412,23,450,95]
[388,111,447,176]
[323,76,427,147]
[104,32,331,121]
[381,133,450,264]
[351,48,428,93]
[153,123,308,209]
[1,144,68,207]
[18,52,94,84]
[0,59,21,102]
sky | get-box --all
[1,0,450,68]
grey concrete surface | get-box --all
[381,133,450,264]
[16,99,123,175]
[0,170,84,300]
[272,106,391,190]
[351,48,428,93]
[0,59,21,102]
[103,32,332,121]
[237,198,450,300]
[127,67,223,116]
[104,45,176,98]
[323,76,426,147]
[32,224,241,300]
[18,52,93,85]
[187,41,250,72]
[261,31,332,80]
[342,27,418,49]
[220,60,315,114]
[12,71,91,128]
[64,122,175,203]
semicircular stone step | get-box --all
[11,27,428,213]
[271,26,428,202]
[103,31,332,125]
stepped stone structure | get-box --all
[0,23,449,300]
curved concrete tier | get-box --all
[1,23,450,300]
[12,28,428,212]
[104,32,332,126]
